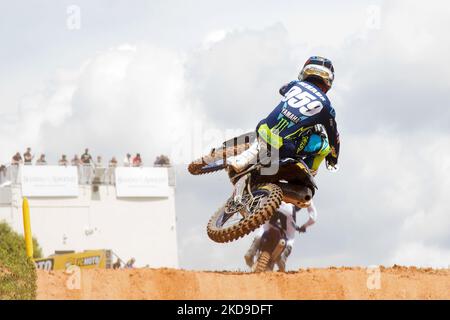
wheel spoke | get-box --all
[248,194,266,213]
[208,183,282,243]
[219,191,268,228]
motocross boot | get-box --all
[227,140,259,173]
[277,245,292,272]
[244,236,261,268]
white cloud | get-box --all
[334,1,450,134]
[5,44,189,165]
[1,0,450,270]
[175,0,450,269]
[202,29,231,49]
[0,68,80,161]
[390,242,450,268]
[185,23,297,131]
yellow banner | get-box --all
[34,250,112,270]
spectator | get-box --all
[71,154,81,166]
[123,153,132,167]
[58,154,69,166]
[81,148,92,165]
[23,148,34,165]
[132,153,142,167]
[80,149,93,184]
[154,154,171,167]
[125,258,136,269]
[0,165,6,184]
[11,152,22,165]
[35,154,47,165]
[107,157,118,185]
[109,157,118,168]
[95,155,103,168]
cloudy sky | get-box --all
[1,0,450,270]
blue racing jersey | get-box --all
[256,80,340,164]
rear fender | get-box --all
[279,158,317,190]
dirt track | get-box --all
[37,267,450,300]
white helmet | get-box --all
[299,56,335,92]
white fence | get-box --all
[0,164,175,189]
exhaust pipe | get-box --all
[279,184,313,208]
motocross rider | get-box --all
[244,126,331,271]
[227,56,340,270]
[244,128,329,270]
[245,201,317,271]
[227,56,340,175]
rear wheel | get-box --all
[207,184,283,243]
[254,251,271,273]
[188,142,250,175]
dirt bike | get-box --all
[188,132,317,243]
[253,221,288,273]
[250,211,303,272]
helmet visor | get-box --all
[305,57,335,73]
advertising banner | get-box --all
[115,167,169,198]
[21,165,79,197]
[34,250,111,270]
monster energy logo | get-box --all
[273,118,290,132]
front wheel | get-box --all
[254,251,272,273]
[207,184,283,243]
